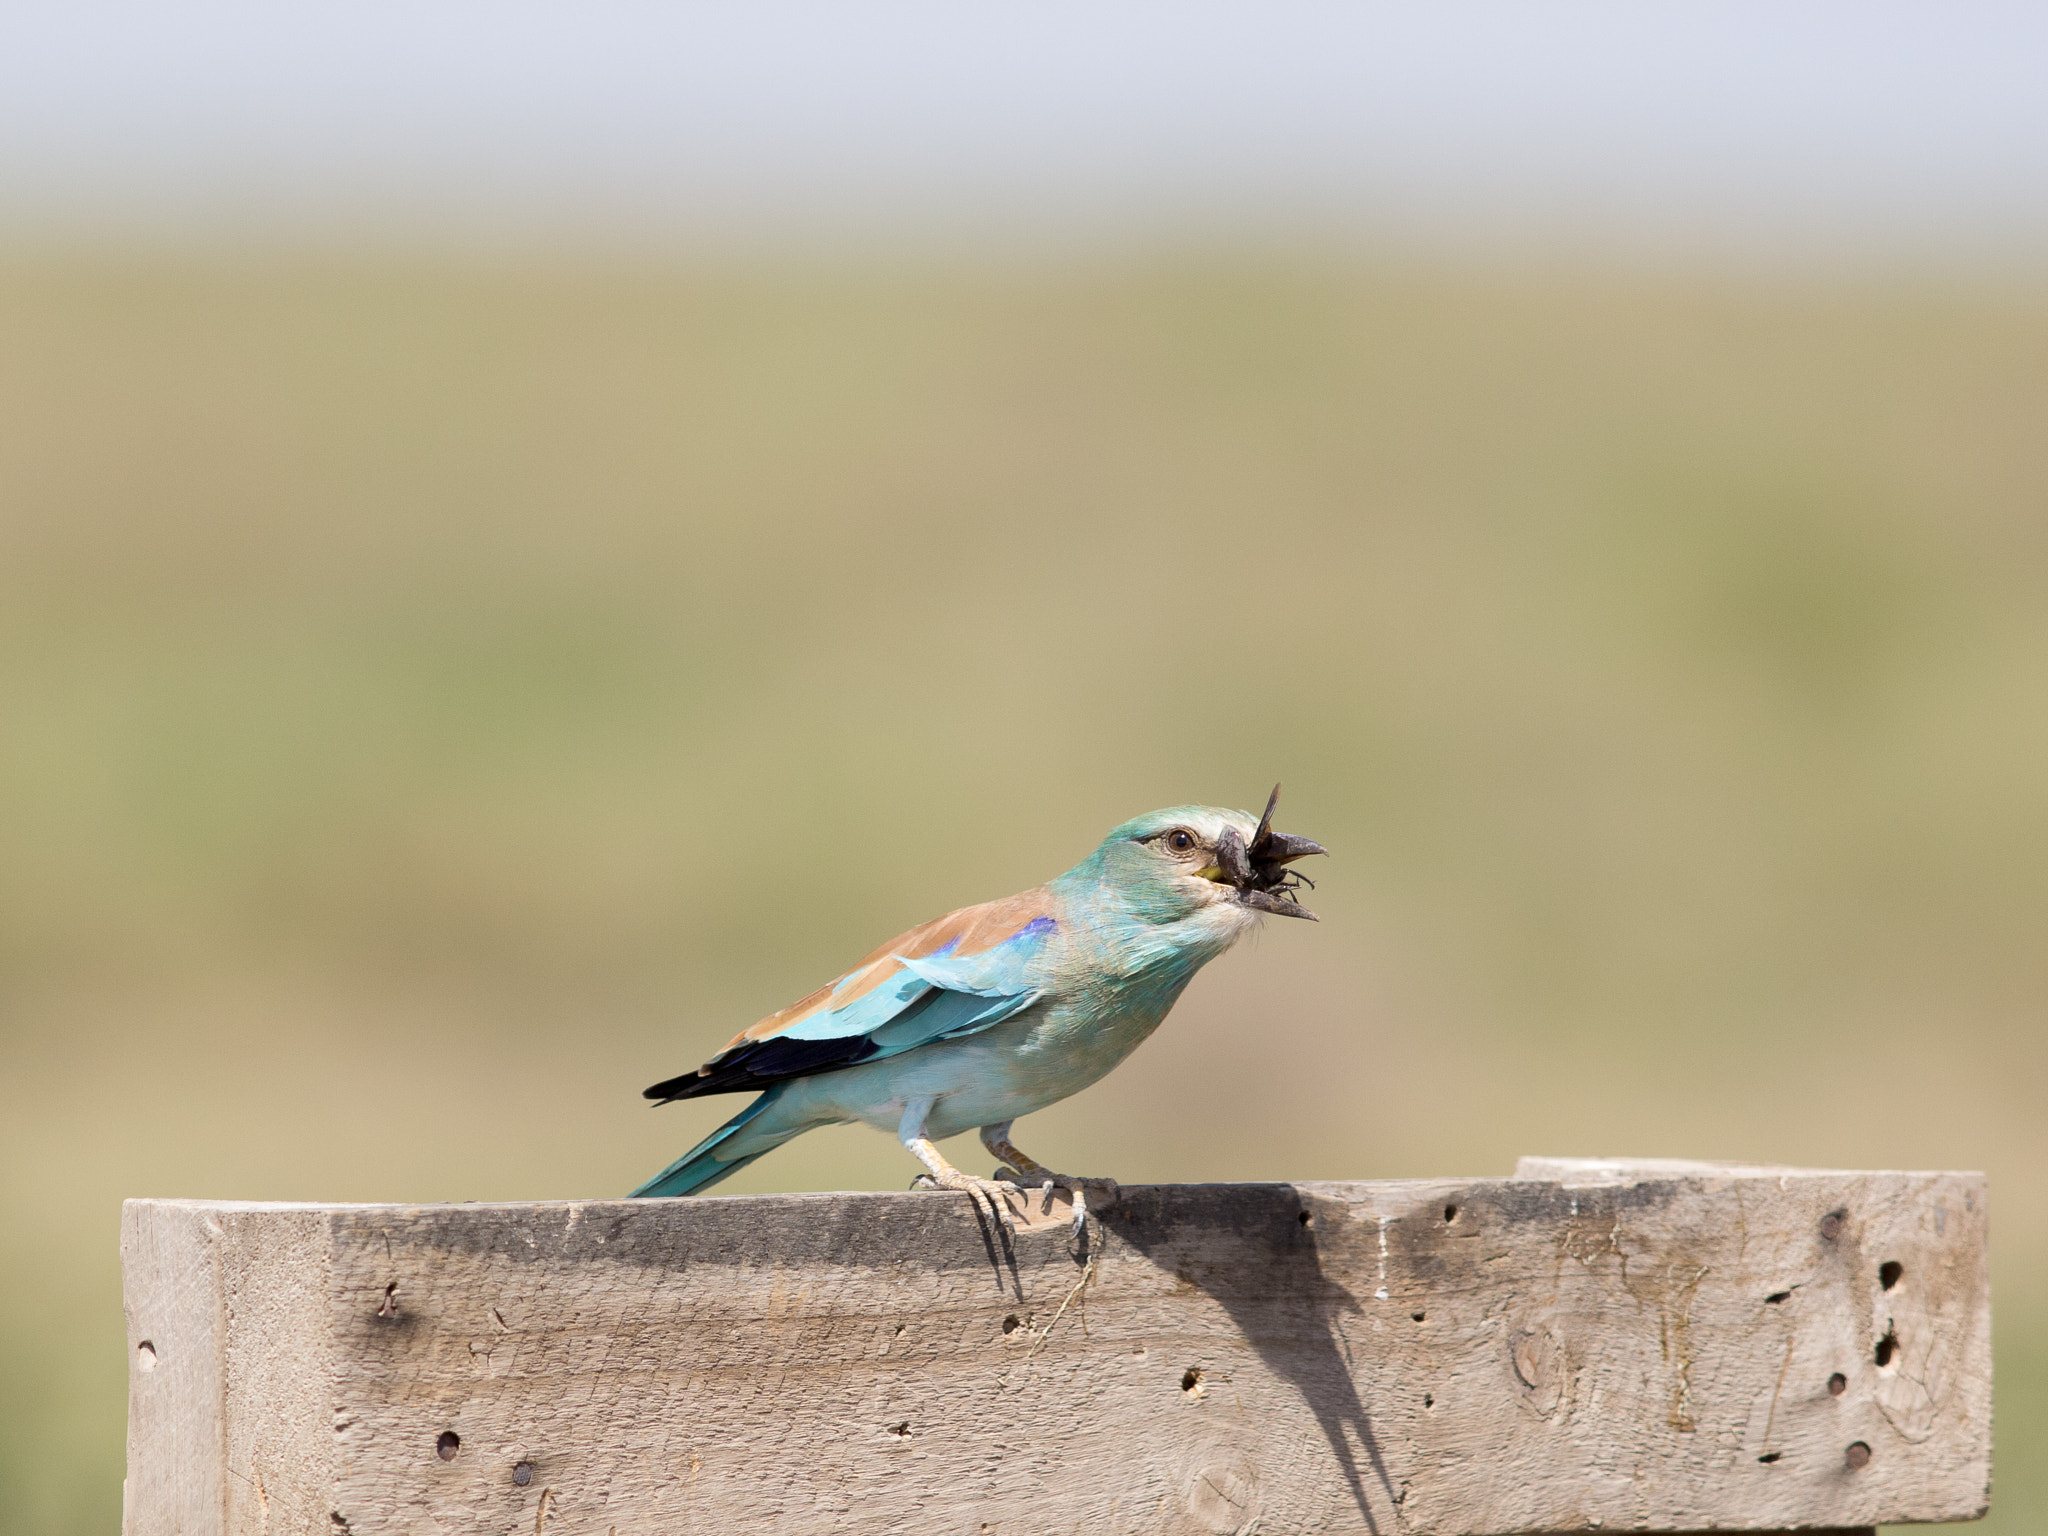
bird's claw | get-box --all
[931,1163,1118,1235]
[1001,1171,1118,1233]
[1066,1176,1120,1233]
[912,1170,1023,1231]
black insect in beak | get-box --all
[1215,784,1327,919]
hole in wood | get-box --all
[1001,1314,1022,1335]
[1880,1260,1903,1290]
[1827,1372,1847,1396]
[1297,1210,1313,1227]
[1443,1203,1458,1223]
[888,1421,911,1437]
[136,1341,157,1372]
[513,1462,534,1487]
[1875,1327,1899,1370]
[1181,1368,1205,1399]
[1757,1451,1782,1464]
[1820,1208,1846,1241]
[1411,1311,1426,1323]
[436,1432,459,1462]
[1764,1290,1792,1304]
[1845,1441,1872,1470]
[1422,1394,1434,1410]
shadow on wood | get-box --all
[1104,1183,1398,1532]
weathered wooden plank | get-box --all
[122,1160,1989,1536]
[218,1207,335,1534]
[123,1200,227,1536]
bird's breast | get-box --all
[1015,962,1195,1080]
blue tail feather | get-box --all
[631,1089,792,1198]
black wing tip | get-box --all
[645,1064,726,1102]
[643,1034,883,1105]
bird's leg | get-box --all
[978,1120,1119,1231]
[900,1099,1021,1230]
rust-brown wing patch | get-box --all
[721,885,1058,1052]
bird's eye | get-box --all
[1165,829,1197,853]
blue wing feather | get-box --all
[864,983,1042,1054]
[777,968,930,1040]
[643,910,1054,1101]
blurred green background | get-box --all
[1,250,2043,1533]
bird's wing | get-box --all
[644,888,1058,1102]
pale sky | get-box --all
[3,1,2045,259]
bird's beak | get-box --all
[1213,785,1326,920]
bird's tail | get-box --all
[630,1087,804,1198]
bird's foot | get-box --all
[993,1167,1119,1232]
[911,1169,1024,1231]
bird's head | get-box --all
[1087,785,1327,924]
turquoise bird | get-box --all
[631,787,1324,1226]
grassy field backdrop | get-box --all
[1,250,2043,1533]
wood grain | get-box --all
[122,1201,226,1536]
[122,1159,1989,1535]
